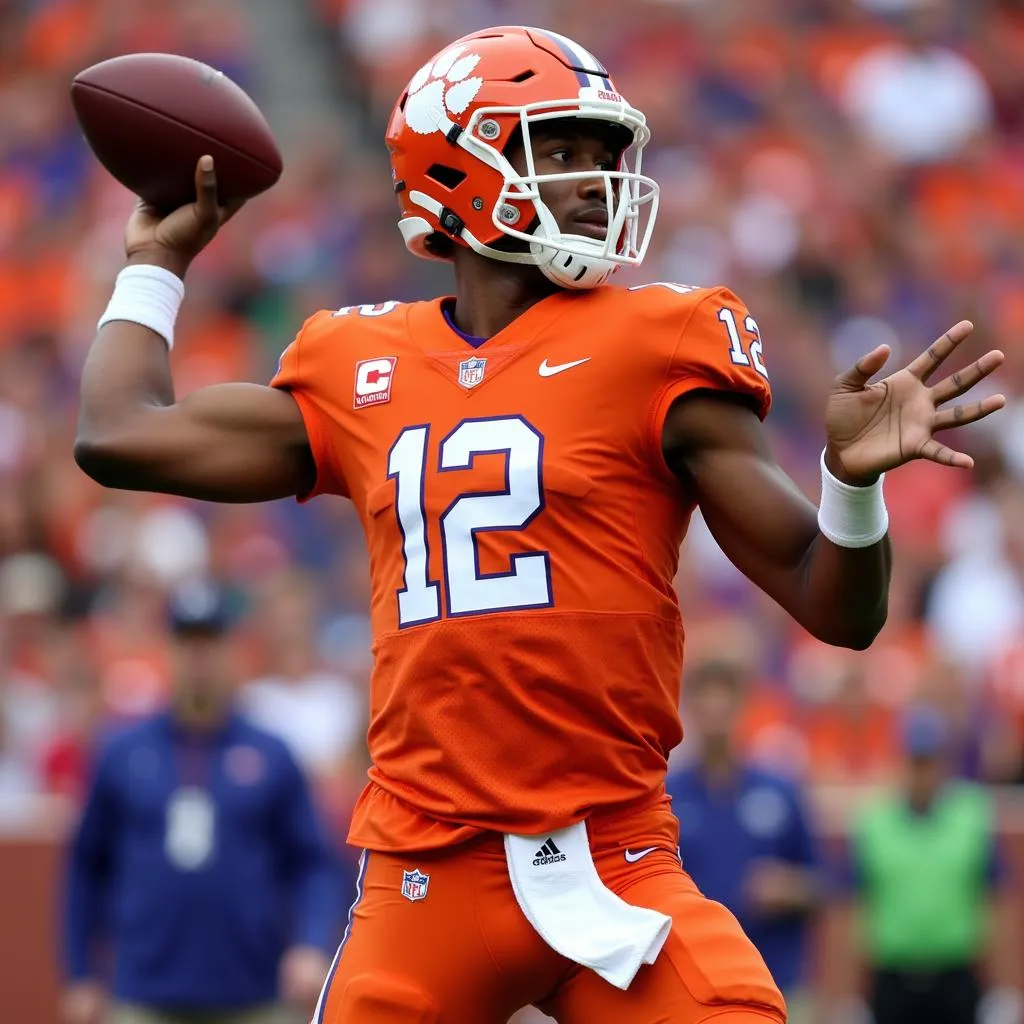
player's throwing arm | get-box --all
[71,56,316,503]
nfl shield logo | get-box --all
[458,356,487,389]
[401,868,430,902]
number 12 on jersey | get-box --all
[387,416,553,626]
[719,307,768,378]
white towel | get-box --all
[504,821,671,990]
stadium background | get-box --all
[1,0,1023,1021]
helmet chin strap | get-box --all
[528,204,617,290]
[530,234,617,290]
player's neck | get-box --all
[450,251,561,338]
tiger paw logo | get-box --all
[404,46,484,136]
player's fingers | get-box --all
[918,436,973,469]
[834,344,891,390]
[930,350,1005,404]
[193,155,219,227]
[906,321,974,382]
[933,393,1006,430]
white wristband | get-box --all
[97,264,185,349]
[817,449,889,548]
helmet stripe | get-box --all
[530,27,589,88]
[539,29,608,75]
[532,27,610,92]
[528,27,614,92]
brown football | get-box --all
[71,53,283,213]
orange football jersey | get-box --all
[271,283,771,851]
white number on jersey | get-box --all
[388,426,441,626]
[718,307,768,378]
[388,416,552,626]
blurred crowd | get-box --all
[0,0,381,838]
[2,0,1024,859]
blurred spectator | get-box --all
[983,643,1024,784]
[842,703,1022,1024]
[797,647,900,786]
[926,478,1024,671]
[0,681,47,825]
[839,0,993,165]
[239,569,364,782]
[60,580,342,1024]
[239,568,367,848]
[37,611,104,801]
[668,659,825,1021]
[0,555,63,825]
[914,654,994,780]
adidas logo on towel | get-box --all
[533,838,567,866]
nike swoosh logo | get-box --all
[623,846,659,863]
[538,357,591,377]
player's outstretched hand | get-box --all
[124,155,245,279]
[824,321,1006,486]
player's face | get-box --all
[507,120,623,241]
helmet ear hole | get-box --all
[425,164,467,190]
[424,233,454,258]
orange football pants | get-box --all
[315,794,786,1024]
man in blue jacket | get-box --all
[61,580,345,1024]
[667,659,824,1024]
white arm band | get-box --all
[97,264,185,350]
[817,449,889,548]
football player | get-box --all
[75,25,1004,1024]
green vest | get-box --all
[854,781,994,967]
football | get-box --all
[70,53,283,213]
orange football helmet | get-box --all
[385,25,660,290]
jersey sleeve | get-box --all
[270,311,349,500]
[649,285,773,459]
